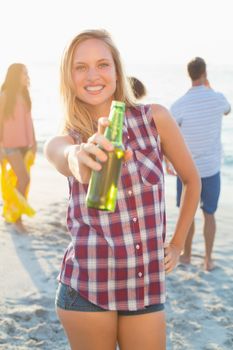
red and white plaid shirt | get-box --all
[59,104,166,311]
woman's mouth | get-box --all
[85,85,104,93]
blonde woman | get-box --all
[44,29,200,350]
[0,63,36,233]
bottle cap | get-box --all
[111,100,125,111]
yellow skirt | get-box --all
[0,150,36,223]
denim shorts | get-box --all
[55,283,164,316]
[177,172,220,214]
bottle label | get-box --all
[86,101,125,212]
[86,147,125,211]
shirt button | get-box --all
[128,190,132,196]
[138,272,143,278]
[133,217,137,222]
[127,135,130,140]
[136,244,140,250]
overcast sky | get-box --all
[0,0,233,81]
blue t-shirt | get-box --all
[170,86,231,177]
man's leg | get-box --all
[203,212,216,271]
[177,177,196,264]
[201,172,220,271]
[179,220,195,264]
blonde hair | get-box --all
[1,63,31,120]
[60,29,135,140]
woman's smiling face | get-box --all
[72,38,117,111]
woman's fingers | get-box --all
[84,117,133,169]
[78,143,105,170]
[165,258,173,274]
[164,245,175,274]
[164,243,182,274]
[88,134,114,152]
[97,117,110,134]
[80,154,102,172]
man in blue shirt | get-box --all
[169,57,231,271]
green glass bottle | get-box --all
[86,101,125,212]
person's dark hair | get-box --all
[128,76,147,100]
[187,57,206,81]
[1,63,31,119]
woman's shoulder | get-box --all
[128,103,168,113]
[150,103,172,123]
[151,103,169,115]
[127,103,171,122]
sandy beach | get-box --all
[0,152,233,350]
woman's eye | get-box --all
[99,63,109,68]
[75,66,86,72]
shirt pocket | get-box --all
[134,147,163,186]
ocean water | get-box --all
[28,62,233,184]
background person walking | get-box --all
[170,57,231,271]
[0,63,36,233]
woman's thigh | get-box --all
[6,151,29,193]
[57,307,118,350]
[117,310,166,350]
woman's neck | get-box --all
[88,101,113,120]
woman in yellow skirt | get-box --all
[0,63,36,233]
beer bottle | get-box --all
[86,101,125,212]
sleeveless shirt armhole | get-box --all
[142,104,163,155]
[142,104,159,135]
[142,104,153,123]
[67,128,82,144]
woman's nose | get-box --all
[86,67,99,80]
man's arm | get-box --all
[224,106,231,115]
[217,92,231,115]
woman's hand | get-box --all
[67,118,113,183]
[67,117,132,184]
[94,117,132,162]
[67,140,113,184]
[164,242,182,274]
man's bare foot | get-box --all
[204,259,215,271]
[179,254,191,265]
[13,219,28,234]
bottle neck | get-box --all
[104,107,124,147]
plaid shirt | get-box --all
[59,104,166,311]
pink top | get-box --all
[0,97,34,148]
